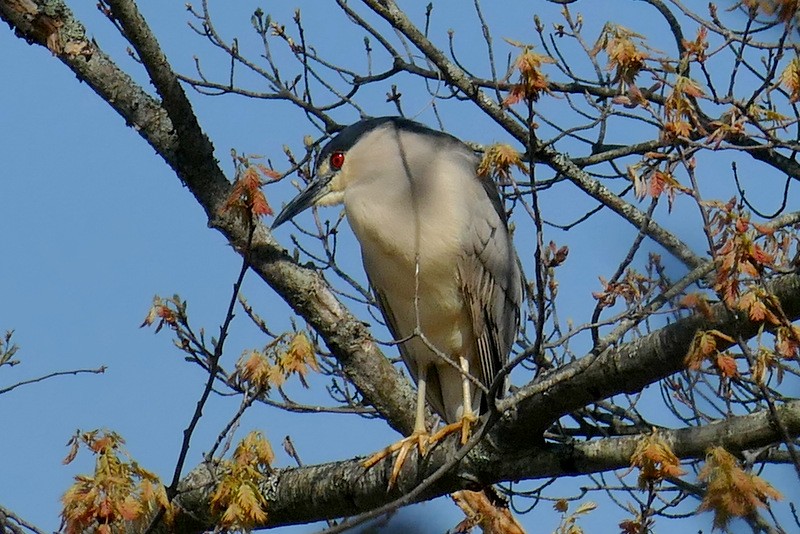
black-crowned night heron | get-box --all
[273,117,522,479]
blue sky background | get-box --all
[1,1,797,532]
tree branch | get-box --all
[164,398,800,531]
[503,272,800,441]
[0,366,105,395]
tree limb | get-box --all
[503,272,800,441]
[165,398,800,531]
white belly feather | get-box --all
[342,159,484,422]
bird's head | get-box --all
[271,118,382,229]
[270,142,346,229]
[271,116,461,229]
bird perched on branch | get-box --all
[272,116,522,484]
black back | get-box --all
[318,117,462,164]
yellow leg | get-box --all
[363,365,431,488]
[431,356,478,445]
[362,357,480,488]
[459,355,475,444]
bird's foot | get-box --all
[430,412,478,445]
[363,430,430,488]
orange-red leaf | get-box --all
[220,166,274,219]
[715,353,739,378]
[503,43,554,104]
[680,293,714,319]
[60,429,167,534]
[776,325,800,358]
[685,329,734,369]
[699,447,782,529]
[781,56,800,102]
[630,429,686,488]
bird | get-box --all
[272,116,522,483]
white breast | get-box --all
[342,141,478,366]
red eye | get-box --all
[330,151,345,170]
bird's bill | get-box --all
[271,178,331,229]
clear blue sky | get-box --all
[1,1,796,532]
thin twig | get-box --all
[0,367,106,396]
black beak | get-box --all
[271,178,331,229]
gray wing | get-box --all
[371,286,406,366]
[457,176,522,397]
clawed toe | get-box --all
[363,414,480,488]
[431,413,478,445]
[363,431,430,488]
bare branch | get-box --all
[163,398,800,531]
[0,367,106,396]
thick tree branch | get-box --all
[0,0,418,435]
[503,272,800,441]
[163,399,800,531]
